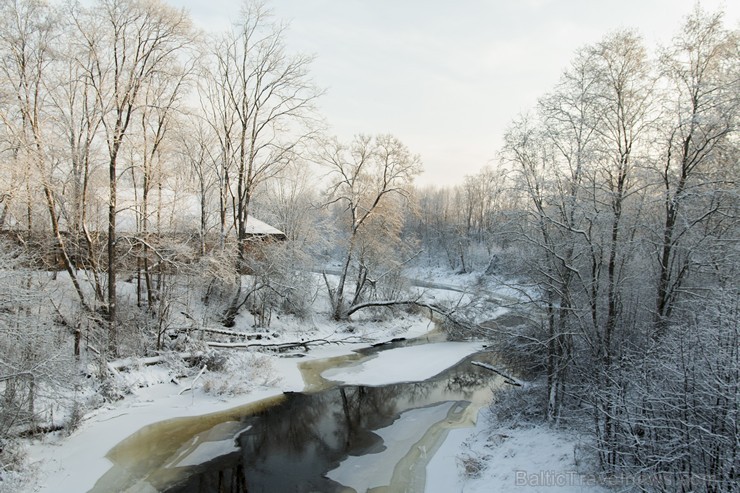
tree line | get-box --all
[409,8,738,491]
[0,0,423,445]
[0,0,737,490]
[0,0,423,342]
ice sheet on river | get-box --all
[321,342,484,386]
[327,401,462,491]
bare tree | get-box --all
[202,0,321,264]
[318,134,421,320]
[254,159,319,244]
[176,112,220,256]
[0,0,98,316]
[503,114,574,422]
[493,12,739,488]
[195,1,323,328]
[0,242,76,440]
[524,43,603,422]
[74,0,194,351]
[575,31,656,467]
[408,185,465,270]
[652,7,739,335]
[501,30,657,436]
[49,10,108,308]
[126,40,196,310]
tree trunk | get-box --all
[107,154,117,352]
[332,240,354,321]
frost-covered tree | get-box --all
[493,10,739,489]
[652,7,739,335]
[318,134,421,320]
[0,243,76,441]
[201,0,321,264]
[73,0,195,350]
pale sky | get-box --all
[170,0,738,186]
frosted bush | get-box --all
[201,352,281,396]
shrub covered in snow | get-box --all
[201,352,281,396]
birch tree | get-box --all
[652,7,739,335]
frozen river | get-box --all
[88,337,500,492]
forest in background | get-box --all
[0,1,737,491]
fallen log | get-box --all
[207,341,310,351]
[206,335,369,352]
[18,423,66,438]
[198,327,278,339]
[471,361,523,387]
[107,351,203,373]
[371,337,406,347]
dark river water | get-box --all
[89,342,501,493]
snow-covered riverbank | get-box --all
[17,316,459,492]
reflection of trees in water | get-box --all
[165,357,496,493]
[349,386,398,425]
[245,391,332,453]
[194,462,248,493]
[445,364,489,394]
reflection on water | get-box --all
[91,351,501,493]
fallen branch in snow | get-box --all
[108,356,168,372]
[206,335,369,351]
[107,352,203,372]
[346,299,446,318]
[472,361,523,387]
[345,299,481,332]
[179,365,207,395]
[18,423,65,438]
[198,327,277,339]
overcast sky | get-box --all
[170,0,738,187]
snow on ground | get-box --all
[322,341,484,386]
[405,265,483,290]
[328,401,458,492]
[404,266,534,327]
[426,409,610,493]
[26,341,551,493]
[24,362,283,493]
